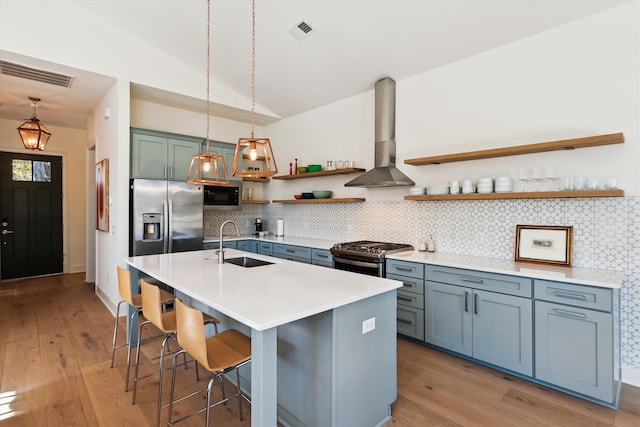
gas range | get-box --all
[330,240,414,262]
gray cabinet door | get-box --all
[131,133,168,179]
[424,281,472,356]
[237,239,258,253]
[535,300,614,403]
[168,138,200,181]
[473,289,532,375]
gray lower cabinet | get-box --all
[131,128,201,181]
[534,279,619,404]
[311,248,333,267]
[424,265,533,376]
[273,244,312,264]
[386,259,425,341]
[237,239,258,253]
[203,241,236,250]
[257,241,273,256]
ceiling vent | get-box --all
[0,60,74,88]
[288,20,315,41]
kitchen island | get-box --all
[126,248,402,427]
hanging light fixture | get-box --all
[18,97,52,151]
[186,0,230,185]
[232,0,278,179]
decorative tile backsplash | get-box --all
[205,196,639,371]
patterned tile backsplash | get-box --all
[204,196,639,372]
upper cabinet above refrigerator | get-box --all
[130,128,201,181]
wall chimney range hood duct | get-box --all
[345,77,415,188]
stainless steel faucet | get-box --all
[218,220,240,264]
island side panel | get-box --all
[332,290,397,427]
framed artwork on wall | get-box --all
[515,225,573,266]
[96,158,109,232]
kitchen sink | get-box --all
[225,256,274,268]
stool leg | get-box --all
[155,334,172,427]
[166,350,185,426]
[236,367,243,420]
[131,319,150,404]
[110,300,126,368]
[124,308,140,392]
[205,376,216,427]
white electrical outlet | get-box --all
[362,317,375,334]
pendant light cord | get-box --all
[205,0,212,152]
[250,0,256,139]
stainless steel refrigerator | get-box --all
[129,179,203,256]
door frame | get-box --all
[0,148,69,277]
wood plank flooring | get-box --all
[0,273,638,426]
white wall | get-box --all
[0,118,88,274]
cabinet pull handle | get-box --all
[461,276,484,284]
[317,254,329,258]
[552,291,588,301]
[397,295,414,303]
[163,165,167,179]
[474,293,479,315]
[464,291,469,312]
[286,249,295,253]
[169,165,173,179]
[397,318,413,324]
[404,282,415,288]
[394,266,412,272]
[552,308,588,318]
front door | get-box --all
[0,152,63,280]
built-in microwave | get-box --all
[203,183,242,210]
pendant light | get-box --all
[232,0,278,179]
[186,0,230,185]
[18,97,52,151]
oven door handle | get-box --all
[333,256,380,269]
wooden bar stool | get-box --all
[110,266,175,391]
[132,279,220,427]
[167,298,251,426]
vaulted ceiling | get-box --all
[0,0,633,129]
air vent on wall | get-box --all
[288,20,315,41]
[0,60,74,88]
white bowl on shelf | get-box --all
[409,187,426,195]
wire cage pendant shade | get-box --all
[186,0,230,185]
[232,0,278,178]
[233,136,278,178]
[18,97,51,151]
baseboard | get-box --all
[622,365,640,387]
[95,285,117,316]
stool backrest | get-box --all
[140,279,168,331]
[175,298,209,367]
[117,266,134,304]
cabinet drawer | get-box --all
[237,239,258,253]
[386,273,424,295]
[426,265,532,298]
[312,249,333,265]
[397,289,424,310]
[257,241,273,256]
[534,280,612,312]
[274,244,312,261]
[386,259,424,280]
[397,306,424,341]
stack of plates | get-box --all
[426,186,449,195]
[409,187,426,196]
[494,176,513,193]
[477,177,493,194]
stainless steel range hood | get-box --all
[345,78,415,188]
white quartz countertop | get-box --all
[203,234,335,250]
[126,249,402,331]
[387,250,623,289]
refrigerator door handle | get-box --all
[163,200,169,253]
[167,199,173,253]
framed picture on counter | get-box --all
[515,225,573,266]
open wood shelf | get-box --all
[272,168,365,180]
[242,200,270,204]
[272,198,366,204]
[243,177,270,182]
[404,133,624,166]
[404,189,624,201]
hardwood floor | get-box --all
[0,273,638,426]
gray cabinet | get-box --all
[237,239,258,253]
[424,266,532,376]
[203,240,237,250]
[257,241,273,256]
[534,280,619,404]
[273,243,312,264]
[386,259,425,341]
[202,141,242,182]
[131,128,201,181]
[311,248,333,267]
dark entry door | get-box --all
[0,152,63,279]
